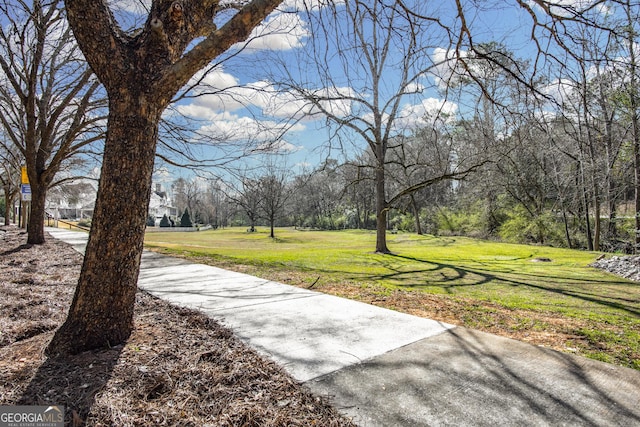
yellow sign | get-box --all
[21,166,29,184]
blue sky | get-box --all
[109,0,616,184]
[163,2,514,168]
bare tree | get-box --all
[296,160,344,230]
[0,0,106,244]
[47,0,285,356]
[0,136,20,225]
[243,180,263,232]
[385,127,458,235]
[257,158,291,238]
[615,0,640,252]
[276,1,494,253]
[202,178,234,227]
[172,176,204,221]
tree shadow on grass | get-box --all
[362,253,640,318]
[366,253,494,287]
[18,345,123,425]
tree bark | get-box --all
[26,182,47,244]
[47,99,162,356]
[635,137,640,253]
[608,179,617,239]
[410,194,423,235]
[3,187,13,226]
[582,173,594,252]
[561,207,572,249]
[593,195,601,252]
[375,158,390,253]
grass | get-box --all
[144,227,640,370]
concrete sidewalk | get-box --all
[47,228,640,426]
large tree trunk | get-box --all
[608,182,617,240]
[635,136,640,254]
[375,159,390,253]
[26,182,47,244]
[593,193,601,252]
[3,187,13,226]
[410,194,423,235]
[46,98,161,356]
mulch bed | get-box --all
[0,226,356,426]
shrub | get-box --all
[180,208,193,227]
[499,206,564,246]
[159,214,171,227]
[435,207,484,236]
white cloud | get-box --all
[430,47,469,89]
[175,66,359,151]
[403,82,426,95]
[191,67,240,90]
[177,67,248,116]
[153,167,174,183]
[176,104,220,120]
[395,98,458,130]
[235,12,310,52]
[197,113,306,144]
[262,85,355,120]
[526,0,609,16]
[540,78,576,105]
[313,87,355,118]
[179,67,356,123]
[255,139,303,154]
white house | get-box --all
[148,183,178,225]
[46,181,176,224]
[46,180,97,219]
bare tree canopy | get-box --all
[0,135,21,225]
[0,0,106,243]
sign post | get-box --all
[21,184,31,201]
[21,166,29,185]
[20,168,31,229]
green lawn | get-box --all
[144,227,640,369]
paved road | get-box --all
[47,228,640,426]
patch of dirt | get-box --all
[318,284,588,352]
[0,226,355,426]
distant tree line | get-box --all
[172,100,639,252]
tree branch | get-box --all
[63,0,127,89]
[159,0,284,96]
